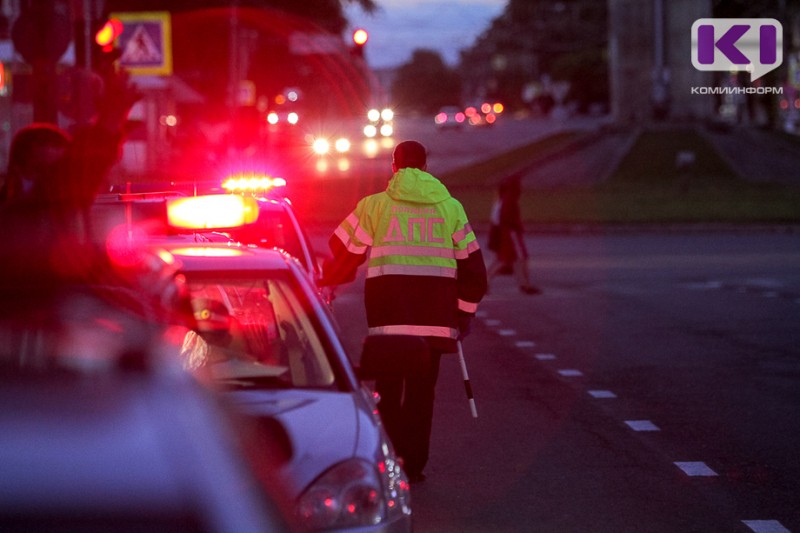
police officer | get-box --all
[320,140,487,483]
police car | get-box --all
[95,173,322,283]
[218,174,321,282]
[149,195,416,531]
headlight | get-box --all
[334,137,351,153]
[312,138,330,155]
[363,124,377,138]
[297,459,389,529]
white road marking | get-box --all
[557,369,583,377]
[681,280,724,290]
[484,319,501,326]
[498,329,516,336]
[624,420,660,431]
[534,353,557,361]
[588,390,617,398]
[674,461,718,476]
[515,340,536,348]
[742,520,791,533]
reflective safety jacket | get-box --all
[321,167,488,353]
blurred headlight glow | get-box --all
[335,137,351,153]
[312,138,330,155]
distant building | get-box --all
[608,0,713,123]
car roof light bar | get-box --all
[166,195,259,230]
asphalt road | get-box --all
[319,229,800,533]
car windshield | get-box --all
[225,205,305,262]
[183,274,334,390]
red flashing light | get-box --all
[222,174,287,194]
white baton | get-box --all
[457,340,478,418]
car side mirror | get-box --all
[357,335,430,381]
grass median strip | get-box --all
[447,127,800,225]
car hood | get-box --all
[226,389,374,496]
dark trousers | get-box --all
[375,350,443,477]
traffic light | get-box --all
[351,28,368,59]
[92,18,123,73]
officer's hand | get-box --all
[457,313,472,341]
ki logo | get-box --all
[691,18,783,82]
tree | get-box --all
[458,0,608,111]
[106,0,377,34]
[391,50,463,114]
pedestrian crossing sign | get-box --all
[111,11,172,76]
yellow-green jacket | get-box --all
[321,168,487,353]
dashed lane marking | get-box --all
[742,520,791,533]
[484,319,501,326]
[588,390,617,398]
[515,340,536,348]
[674,461,718,477]
[498,329,516,336]
[557,369,584,377]
[534,353,557,361]
[624,420,660,432]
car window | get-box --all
[227,207,305,264]
[184,275,334,389]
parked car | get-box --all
[0,255,294,532]
[149,238,415,532]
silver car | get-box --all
[152,242,414,532]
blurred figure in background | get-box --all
[486,173,541,295]
[0,68,139,284]
[0,123,70,204]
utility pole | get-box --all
[12,0,73,124]
[71,0,104,126]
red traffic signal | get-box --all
[352,28,368,46]
[95,18,123,51]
